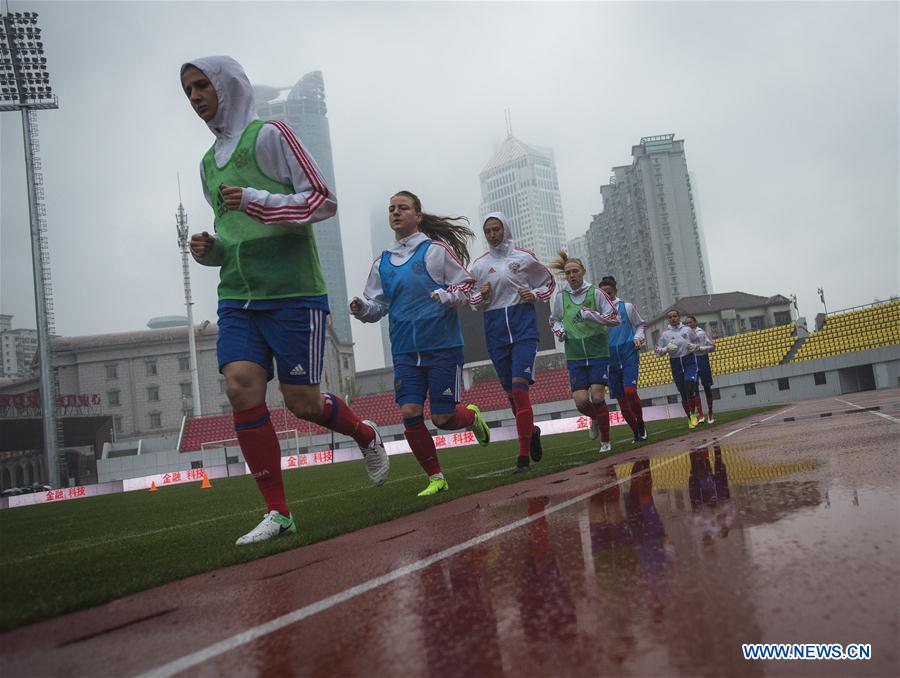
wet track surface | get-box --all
[1,391,898,677]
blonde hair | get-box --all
[547,250,586,273]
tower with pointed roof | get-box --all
[478,135,567,264]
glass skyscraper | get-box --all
[254,72,352,346]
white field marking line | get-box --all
[1,422,677,564]
[2,442,578,566]
[457,431,604,480]
[139,465,660,678]
[2,413,764,566]
[475,410,790,480]
[470,460,585,480]
[560,421,686,457]
[1,467,481,566]
[138,410,780,678]
[835,397,900,424]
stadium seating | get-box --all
[709,323,797,374]
[638,324,798,388]
[792,300,900,362]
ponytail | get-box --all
[393,190,474,266]
[547,249,586,273]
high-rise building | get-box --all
[254,72,352,346]
[0,315,38,379]
[479,135,566,264]
[586,134,710,319]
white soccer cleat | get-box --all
[706,415,715,424]
[361,420,390,486]
[235,511,297,546]
[588,417,600,440]
[599,441,612,453]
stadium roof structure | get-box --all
[146,316,189,329]
[0,375,38,394]
[649,292,792,325]
[48,325,219,354]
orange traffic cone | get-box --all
[149,481,158,492]
[200,472,212,489]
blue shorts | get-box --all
[696,356,714,388]
[608,354,639,400]
[216,304,328,384]
[393,349,464,414]
[488,339,538,391]
[567,358,609,392]
[670,354,698,396]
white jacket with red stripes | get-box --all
[185,55,336,247]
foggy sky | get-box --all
[1,1,897,372]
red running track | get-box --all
[1,390,898,677]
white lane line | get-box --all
[3,411,777,565]
[3,457,506,566]
[835,398,900,424]
[138,410,780,678]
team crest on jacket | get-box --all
[231,148,250,168]
[508,262,521,274]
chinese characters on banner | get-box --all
[158,469,207,485]
[576,411,624,429]
[0,393,102,417]
[44,486,87,502]
[433,431,476,448]
[281,450,334,471]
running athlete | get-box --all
[548,253,620,452]
[470,213,555,474]
[655,308,702,429]
[350,191,490,497]
[598,276,648,444]
[685,315,717,423]
[181,56,388,546]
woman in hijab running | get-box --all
[470,213,555,473]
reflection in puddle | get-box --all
[403,443,898,677]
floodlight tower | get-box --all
[175,180,202,416]
[1,10,61,487]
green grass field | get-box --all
[0,407,773,632]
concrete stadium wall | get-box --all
[634,344,899,409]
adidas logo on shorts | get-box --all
[290,364,306,376]
[442,388,453,396]
[524,367,531,373]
